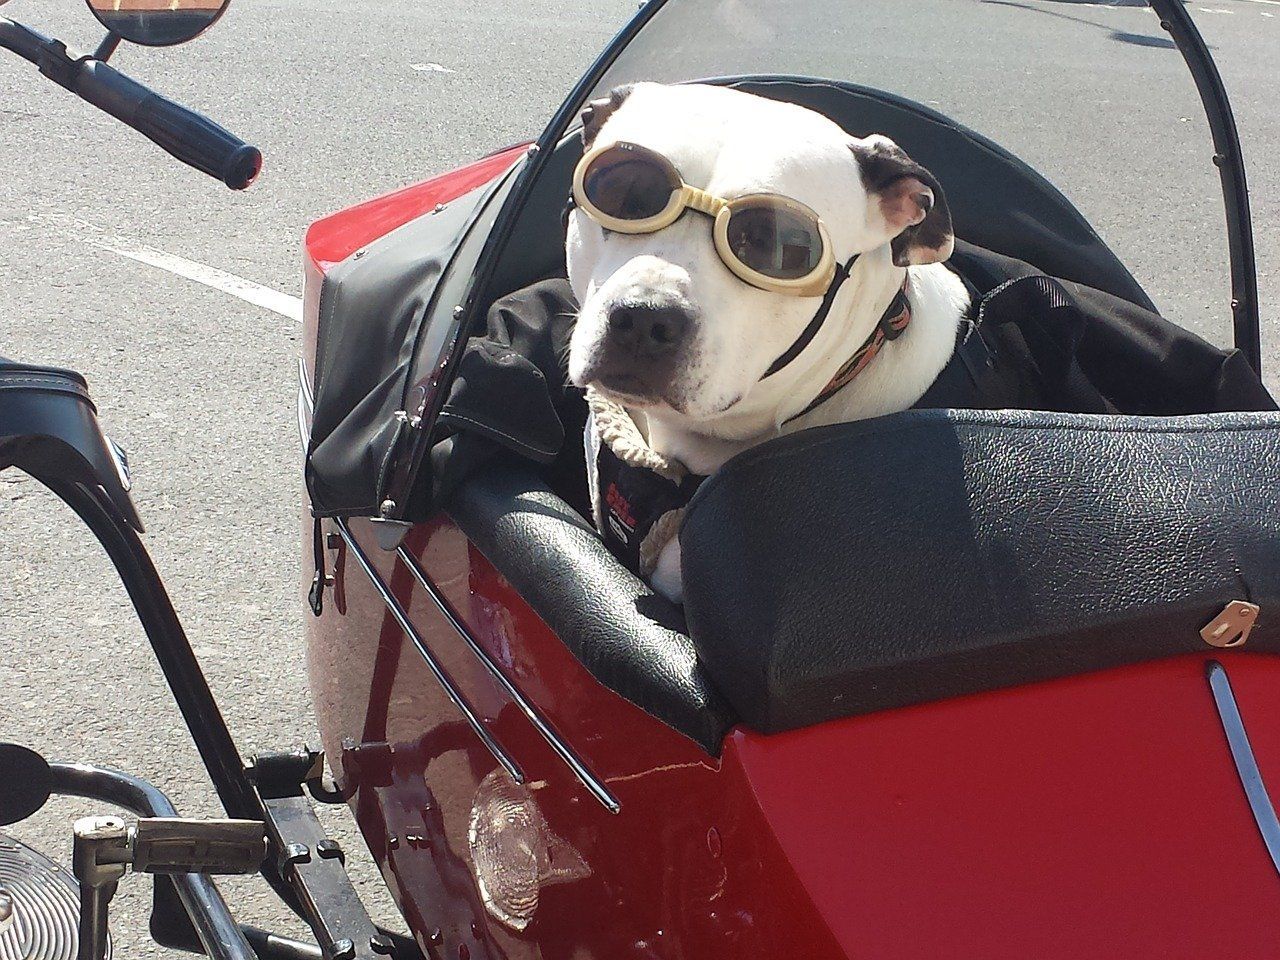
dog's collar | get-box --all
[783,279,912,424]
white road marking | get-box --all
[85,235,303,323]
[410,62,455,73]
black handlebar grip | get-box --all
[72,60,261,190]
[133,91,262,189]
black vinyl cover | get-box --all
[306,182,497,517]
[434,244,1273,743]
[680,409,1280,733]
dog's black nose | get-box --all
[607,302,691,356]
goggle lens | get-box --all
[724,201,824,281]
[581,147,679,221]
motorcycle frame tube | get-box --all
[40,477,262,821]
[383,0,1262,521]
[30,475,310,920]
[49,761,256,960]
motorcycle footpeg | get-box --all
[131,818,267,875]
[74,815,266,875]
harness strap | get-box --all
[784,279,913,424]
[760,251,861,379]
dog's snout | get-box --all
[607,302,691,356]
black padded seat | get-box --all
[0,357,142,531]
[442,462,737,753]
[680,409,1280,734]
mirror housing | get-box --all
[84,0,230,47]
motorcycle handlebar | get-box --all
[74,60,262,190]
[0,16,260,190]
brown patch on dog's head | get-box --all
[580,85,634,148]
[852,136,954,266]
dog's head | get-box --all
[565,82,953,424]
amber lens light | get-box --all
[582,147,681,221]
[724,202,824,280]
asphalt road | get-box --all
[1,0,1276,956]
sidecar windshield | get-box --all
[572,0,1235,349]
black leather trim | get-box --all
[442,460,736,754]
[680,409,1280,733]
[0,358,91,401]
[0,357,143,532]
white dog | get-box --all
[565,82,970,602]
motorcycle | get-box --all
[2,0,1278,958]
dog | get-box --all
[565,82,970,602]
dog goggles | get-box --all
[572,141,837,297]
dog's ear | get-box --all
[851,135,954,266]
[580,85,634,148]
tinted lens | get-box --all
[724,201,823,280]
[582,147,680,221]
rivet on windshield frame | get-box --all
[433,203,445,214]
[379,499,396,517]
[454,306,466,318]
[353,248,366,259]
[526,144,539,156]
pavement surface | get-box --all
[0,0,1276,956]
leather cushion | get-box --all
[443,460,736,753]
[680,409,1280,733]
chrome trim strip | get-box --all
[335,518,524,784]
[396,546,621,814]
[298,357,315,413]
[296,387,310,456]
[1206,660,1280,876]
[297,357,313,456]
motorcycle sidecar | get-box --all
[299,2,1280,958]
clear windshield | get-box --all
[575,0,1239,349]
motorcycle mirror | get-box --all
[84,0,231,47]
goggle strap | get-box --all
[759,251,861,380]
